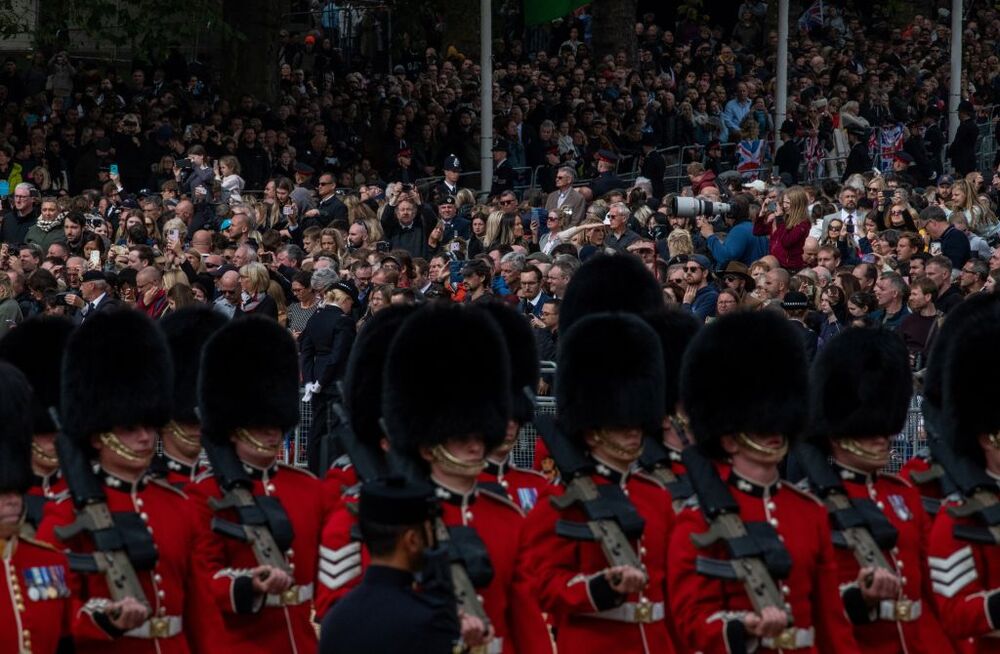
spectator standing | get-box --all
[899,276,941,366]
[681,254,717,322]
[947,100,978,176]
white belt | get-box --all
[125,615,183,639]
[878,598,921,622]
[265,582,314,607]
[761,626,815,650]
[589,600,664,624]
[468,637,504,654]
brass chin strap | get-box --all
[431,444,486,475]
[235,428,282,455]
[838,438,889,464]
[98,432,149,463]
[31,441,58,466]
[593,430,644,461]
[736,432,788,459]
[165,421,201,449]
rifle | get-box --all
[922,423,1000,544]
[385,442,492,630]
[201,438,292,573]
[330,401,386,484]
[637,427,693,508]
[790,442,896,572]
[532,414,646,576]
[52,427,152,611]
[674,419,790,617]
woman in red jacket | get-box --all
[754,185,811,270]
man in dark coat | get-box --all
[639,133,666,198]
[947,100,979,177]
[490,139,515,198]
[842,124,872,182]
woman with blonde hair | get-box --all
[754,184,811,270]
[483,210,515,248]
[235,262,278,319]
[162,269,190,291]
[345,195,383,241]
[949,177,998,235]
[666,228,694,258]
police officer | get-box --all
[522,312,679,654]
[150,306,227,488]
[0,316,74,532]
[668,311,860,653]
[491,140,515,198]
[808,328,954,653]
[319,476,460,654]
[37,310,200,654]
[188,316,324,654]
[0,361,73,654]
[316,305,416,618]
[383,304,552,654]
[477,302,551,513]
[433,153,463,199]
[927,294,1000,650]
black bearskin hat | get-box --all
[681,311,808,458]
[344,304,417,449]
[198,316,300,444]
[382,304,511,463]
[0,362,33,494]
[557,312,665,440]
[642,307,700,414]
[61,310,173,445]
[0,316,74,433]
[558,254,663,333]
[479,302,539,425]
[159,307,228,425]
[809,328,912,448]
[941,295,1000,463]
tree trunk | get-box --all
[222,0,282,104]
[441,0,480,61]
[591,0,638,64]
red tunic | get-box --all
[0,534,73,654]
[148,452,210,490]
[187,462,325,654]
[521,462,678,654]
[899,454,946,517]
[434,482,553,654]
[829,464,954,654]
[24,470,68,532]
[478,458,553,512]
[668,471,861,654]
[36,471,199,654]
[928,483,1000,653]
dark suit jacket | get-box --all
[518,292,553,318]
[948,118,979,176]
[491,159,515,197]
[304,194,348,229]
[300,305,356,388]
[78,294,122,323]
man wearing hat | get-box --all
[319,476,462,654]
[719,261,757,299]
[0,316,74,531]
[639,133,666,198]
[808,329,953,654]
[947,100,979,176]
[544,166,586,226]
[680,254,718,323]
[477,303,552,512]
[71,269,120,322]
[151,306,227,488]
[436,193,470,241]
[37,310,200,653]
[383,304,551,654]
[843,124,873,182]
[291,162,317,215]
[781,290,818,360]
[669,311,860,653]
[590,149,624,199]
[315,305,416,618]
[491,139,515,198]
[388,144,419,184]
[433,154,463,199]
[0,362,73,654]
[927,295,1000,650]
[891,151,918,187]
[523,312,679,654]
[188,316,323,653]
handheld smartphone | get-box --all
[169,229,180,242]
[109,163,119,176]
[861,253,877,264]
[89,250,101,267]
[375,241,391,253]
[0,180,10,197]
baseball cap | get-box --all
[743,180,767,192]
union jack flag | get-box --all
[798,0,824,31]
[737,139,767,177]
[877,124,905,172]
[804,136,826,180]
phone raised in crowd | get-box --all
[109,163,119,176]
[0,181,9,197]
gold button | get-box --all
[776,629,796,649]
[282,588,298,605]
[150,617,169,638]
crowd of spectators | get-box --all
[0,1,999,412]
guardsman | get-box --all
[0,361,73,654]
[316,304,415,618]
[927,295,1000,651]
[319,476,460,654]
[668,311,860,654]
[37,310,199,653]
[187,316,324,654]
[383,304,552,654]
[151,306,227,488]
[808,328,954,653]
[0,316,74,531]
[522,312,678,654]
[477,302,551,512]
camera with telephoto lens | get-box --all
[671,196,731,218]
